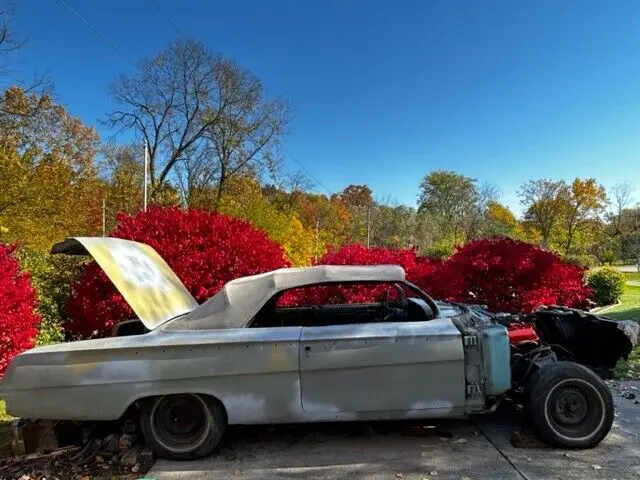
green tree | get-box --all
[418,170,479,246]
[17,248,84,345]
[371,204,418,249]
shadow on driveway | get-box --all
[149,385,640,480]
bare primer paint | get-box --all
[1,318,469,423]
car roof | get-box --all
[165,265,406,330]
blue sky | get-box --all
[10,0,640,214]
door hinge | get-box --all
[466,383,482,396]
[463,335,478,348]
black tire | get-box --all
[525,362,614,449]
[140,394,226,460]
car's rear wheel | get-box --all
[140,394,226,460]
[525,362,613,449]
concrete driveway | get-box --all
[148,382,640,480]
[615,265,640,273]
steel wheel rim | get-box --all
[543,378,605,442]
[551,386,588,426]
[150,394,211,453]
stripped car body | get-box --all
[1,238,505,423]
[0,237,637,459]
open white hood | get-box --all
[51,237,198,330]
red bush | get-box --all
[0,244,40,375]
[66,207,289,338]
[317,244,442,282]
[303,244,443,304]
[311,241,590,314]
[428,238,591,313]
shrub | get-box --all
[600,249,618,266]
[313,244,442,303]
[429,237,592,313]
[422,238,456,260]
[65,206,289,338]
[562,254,599,268]
[587,267,626,306]
[0,244,40,375]
[17,248,85,345]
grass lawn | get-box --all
[623,271,640,283]
[0,400,14,457]
[607,284,640,322]
[609,274,640,379]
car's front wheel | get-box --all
[525,362,614,449]
[140,393,226,460]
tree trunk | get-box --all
[213,168,226,212]
[564,233,573,256]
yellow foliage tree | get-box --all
[280,216,317,266]
[218,177,320,265]
[484,201,525,239]
[560,178,607,255]
[0,87,102,250]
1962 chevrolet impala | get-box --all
[0,237,637,460]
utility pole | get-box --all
[143,139,149,211]
[366,205,371,248]
[314,218,320,263]
[102,198,106,237]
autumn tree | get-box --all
[264,187,351,249]
[520,178,607,255]
[218,176,317,265]
[519,179,568,248]
[107,38,290,208]
[0,87,102,250]
[339,184,374,244]
[340,184,374,208]
[99,144,143,231]
[560,179,606,255]
[482,201,522,239]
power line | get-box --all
[57,0,136,67]
[283,147,334,197]
[151,0,183,37]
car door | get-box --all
[299,316,465,416]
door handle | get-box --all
[304,345,312,352]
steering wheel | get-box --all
[378,290,396,322]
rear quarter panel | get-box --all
[0,328,303,424]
